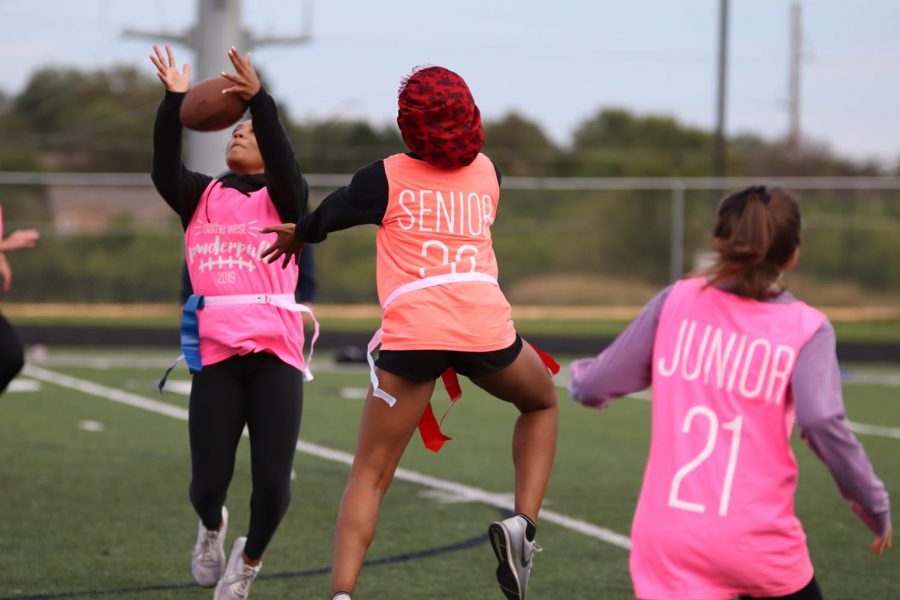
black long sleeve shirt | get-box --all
[151,88,308,229]
[295,156,502,243]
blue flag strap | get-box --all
[158,295,204,393]
[180,294,204,373]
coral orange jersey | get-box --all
[631,277,826,599]
[376,153,516,351]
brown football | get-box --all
[179,76,248,132]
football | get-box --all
[179,76,248,132]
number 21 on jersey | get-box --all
[668,406,743,517]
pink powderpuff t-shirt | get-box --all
[185,180,307,372]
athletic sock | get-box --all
[517,513,537,541]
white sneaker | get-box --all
[214,537,261,600]
[332,594,352,600]
[192,506,229,587]
[489,515,541,600]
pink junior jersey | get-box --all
[631,277,826,600]
[185,181,307,372]
[376,153,515,351]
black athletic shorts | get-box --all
[375,335,524,381]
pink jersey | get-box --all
[185,181,307,372]
[376,153,515,351]
[631,277,826,600]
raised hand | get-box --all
[221,47,261,101]
[150,44,191,93]
[260,223,305,269]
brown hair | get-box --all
[705,185,801,300]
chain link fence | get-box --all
[1,172,899,308]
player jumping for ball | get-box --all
[150,44,315,600]
[262,66,558,600]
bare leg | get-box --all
[471,341,558,521]
[330,370,436,596]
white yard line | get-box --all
[553,378,900,441]
[22,364,632,551]
[848,422,900,440]
[841,370,900,387]
[7,378,41,392]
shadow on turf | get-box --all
[3,512,508,600]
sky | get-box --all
[2,0,899,167]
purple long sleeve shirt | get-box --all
[569,286,891,536]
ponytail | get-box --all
[705,186,800,300]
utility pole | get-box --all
[787,1,802,172]
[125,0,312,175]
[713,0,729,179]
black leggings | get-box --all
[188,352,303,560]
[740,576,823,600]
[0,314,24,394]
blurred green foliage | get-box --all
[0,66,897,304]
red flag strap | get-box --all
[417,368,461,453]
[417,403,453,453]
[416,346,559,453]
[531,343,560,375]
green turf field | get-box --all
[2,349,897,599]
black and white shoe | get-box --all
[489,515,541,600]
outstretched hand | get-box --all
[150,44,190,93]
[221,47,261,101]
[260,223,305,269]
[1,229,40,251]
[872,524,892,556]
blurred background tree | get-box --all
[1,66,898,305]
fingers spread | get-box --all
[265,249,284,264]
[165,45,176,67]
[227,47,245,72]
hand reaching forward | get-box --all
[221,47,261,101]
[872,524,892,556]
[0,229,40,252]
[150,44,190,93]
[260,223,305,269]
